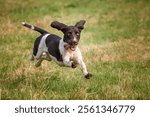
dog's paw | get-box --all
[85,73,92,79]
[71,62,77,68]
[34,61,42,67]
[35,63,41,67]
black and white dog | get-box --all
[22,20,92,79]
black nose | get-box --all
[72,41,78,45]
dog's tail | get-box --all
[22,22,48,34]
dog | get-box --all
[22,20,92,79]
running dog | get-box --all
[22,20,92,79]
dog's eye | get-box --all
[76,32,80,36]
[67,32,72,36]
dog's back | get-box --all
[22,22,63,61]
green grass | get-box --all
[0,0,150,100]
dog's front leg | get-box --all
[75,49,92,79]
[78,59,92,79]
[63,52,75,68]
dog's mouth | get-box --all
[64,43,78,51]
[70,44,77,51]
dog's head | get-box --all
[51,20,86,51]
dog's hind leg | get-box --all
[34,51,43,67]
[34,52,51,67]
[35,58,43,67]
[41,52,52,61]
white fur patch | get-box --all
[35,34,50,59]
[22,22,25,25]
[73,37,77,42]
[31,25,34,30]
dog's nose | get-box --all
[72,41,78,45]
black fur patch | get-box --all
[46,34,63,62]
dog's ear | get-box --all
[51,21,68,33]
[75,20,86,31]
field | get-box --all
[0,0,150,100]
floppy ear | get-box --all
[50,21,68,33]
[75,20,86,31]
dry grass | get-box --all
[81,39,150,63]
[0,19,19,36]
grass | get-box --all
[0,0,150,100]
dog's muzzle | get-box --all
[64,42,78,51]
